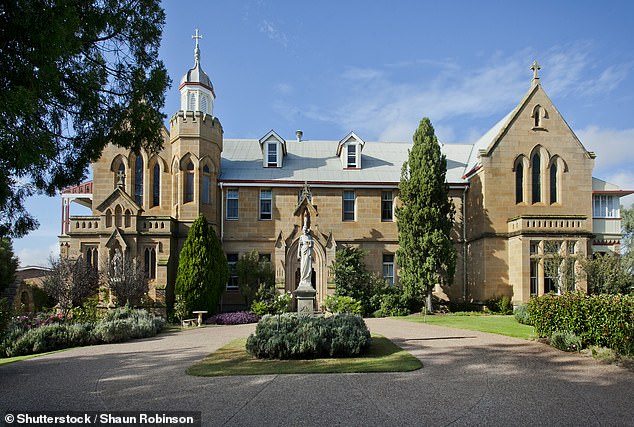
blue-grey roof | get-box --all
[220,139,472,185]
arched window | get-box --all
[105,209,112,228]
[185,161,194,203]
[144,247,156,279]
[114,205,122,228]
[202,164,211,204]
[114,162,125,189]
[152,163,160,207]
[532,153,541,203]
[550,162,558,204]
[124,209,131,228]
[515,163,524,203]
[134,156,143,205]
[534,106,541,127]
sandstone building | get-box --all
[58,40,632,311]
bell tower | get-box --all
[169,29,223,229]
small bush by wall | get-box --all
[245,313,371,359]
[513,304,531,325]
[323,295,362,315]
[550,331,582,352]
[527,293,634,355]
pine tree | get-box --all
[396,117,456,312]
[0,238,19,293]
[175,215,228,315]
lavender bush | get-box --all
[206,311,260,325]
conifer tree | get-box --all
[0,238,18,293]
[175,215,229,315]
[396,117,456,312]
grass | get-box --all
[187,334,422,376]
[0,348,72,366]
[404,313,535,339]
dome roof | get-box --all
[180,62,213,92]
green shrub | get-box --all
[323,295,362,315]
[550,331,582,352]
[0,297,11,334]
[527,293,634,355]
[513,304,531,325]
[250,288,292,316]
[245,313,371,359]
[4,323,95,357]
[373,287,410,317]
[94,307,164,343]
[486,295,513,315]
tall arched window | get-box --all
[202,164,211,204]
[550,162,558,204]
[144,247,156,279]
[115,162,125,189]
[134,156,143,205]
[152,163,160,207]
[185,161,194,203]
[114,205,122,228]
[534,106,541,127]
[532,153,541,203]
[515,163,524,204]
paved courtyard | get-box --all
[1,318,633,426]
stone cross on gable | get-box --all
[117,170,125,188]
[531,60,541,80]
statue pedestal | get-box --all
[295,283,316,315]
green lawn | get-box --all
[187,335,422,376]
[404,314,535,339]
[0,348,72,366]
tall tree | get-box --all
[175,215,228,315]
[0,238,19,293]
[0,0,170,237]
[235,250,274,307]
[106,256,148,307]
[396,117,456,312]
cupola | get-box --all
[179,29,215,117]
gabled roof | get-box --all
[592,177,634,196]
[219,138,471,185]
[336,131,365,156]
[95,187,142,214]
[464,82,594,178]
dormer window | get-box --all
[259,130,286,168]
[267,142,278,167]
[347,144,357,168]
[337,131,365,169]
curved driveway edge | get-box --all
[1,318,633,426]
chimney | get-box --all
[296,130,303,142]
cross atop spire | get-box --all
[531,60,541,81]
[192,28,203,64]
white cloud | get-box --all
[577,126,634,170]
[301,43,630,143]
[17,243,58,267]
[259,20,288,47]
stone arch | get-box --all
[285,233,328,310]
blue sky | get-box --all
[13,0,634,266]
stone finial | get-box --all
[531,60,541,81]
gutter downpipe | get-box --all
[219,182,224,242]
[463,185,468,303]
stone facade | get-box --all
[58,51,630,312]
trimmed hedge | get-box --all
[527,293,634,355]
[246,313,372,359]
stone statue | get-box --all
[297,217,314,288]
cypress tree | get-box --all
[396,118,456,312]
[175,215,228,315]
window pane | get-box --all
[260,190,272,220]
[343,191,355,221]
[549,162,557,204]
[532,153,541,203]
[202,175,210,204]
[152,163,160,207]
[515,163,523,203]
[381,191,393,221]
[268,143,277,166]
[530,260,538,296]
[383,254,394,286]
[134,156,143,205]
[226,253,239,289]
[347,145,356,167]
[227,190,239,219]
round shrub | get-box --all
[550,331,582,352]
[513,304,531,325]
[323,295,362,315]
[4,323,95,357]
[94,308,164,343]
[245,313,371,359]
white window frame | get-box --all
[381,191,393,221]
[593,195,619,218]
[260,189,273,220]
[226,189,239,220]
[383,254,395,286]
[267,142,278,167]
[343,190,355,221]
[226,253,239,290]
[347,144,357,168]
